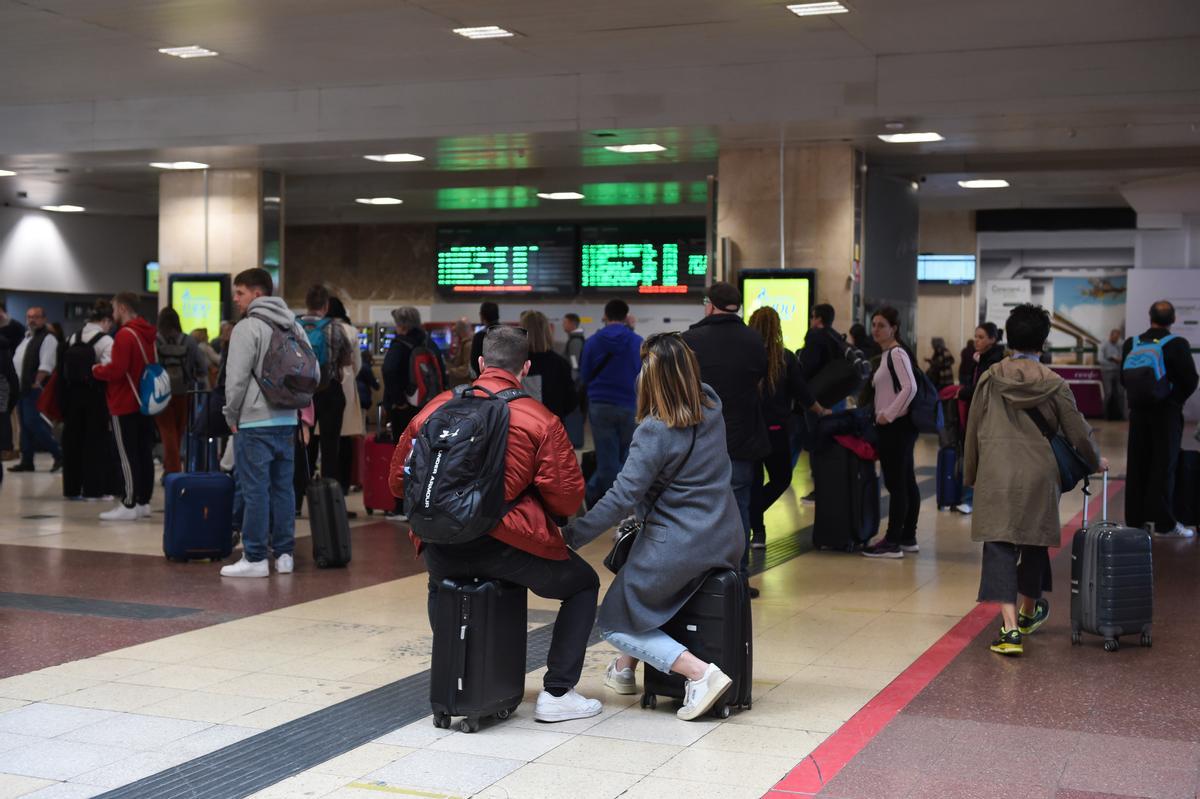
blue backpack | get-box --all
[886,348,943,434]
[1123,334,1177,409]
[298,316,335,389]
[122,329,172,416]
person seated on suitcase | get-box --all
[220,268,308,578]
[565,333,744,722]
[964,304,1104,656]
[388,325,603,724]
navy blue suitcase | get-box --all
[163,472,235,561]
[936,446,962,510]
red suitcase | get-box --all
[363,409,397,515]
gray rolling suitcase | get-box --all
[1070,472,1153,652]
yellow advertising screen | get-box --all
[170,280,223,341]
[742,273,814,352]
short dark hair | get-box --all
[604,299,630,322]
[234,268,273,296]
[706,282,741,312]
[482,325,529,374]
[112,292,140,315]
[305,284,330,313]
[978,321,1002,343]
[88,300,113,323]
[480,302,500,325]
[1150,301,1176,327]
[813,304,835,327]
[1005,304,1051,352]
[564,312,581,325]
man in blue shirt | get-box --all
[578,299,642,507]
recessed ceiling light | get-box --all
[537,192,585,201]
[363,153,426,163]
[453,26,516,39]
[958,179,1010,189]
[41,205,84,213]
[603,144,667,154]
[355,197,403,205]
[150,161,209,170]
[787,2,850,17]
[878,132,944,143]
[0,170,15,177]
[158,45,219,59]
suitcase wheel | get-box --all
[1141,633,1152,648]
[1071,631,1081,646]
[713,705,731,720]
[433,712,451,729]
[316,557,329,568]
[1103,638,1120,653]
[495,704,518,721]
[459,717,480,734]
[640,693,657,710]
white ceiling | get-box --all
[0,0,1198,218]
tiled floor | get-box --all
[1,421,1181,798]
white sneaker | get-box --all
[533,689,602,723]
[99,504,138,521]
[1156,523,1196,539]
[677,664,733,721]
[955,503,973,515]
[384,511,407,523]
[136,504,152,519]
[604,657,637,695]
[275,553,294,574]
[220,557,269,578]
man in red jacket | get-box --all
[92,292,158,522]
[389,326,601,723]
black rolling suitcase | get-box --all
[812,439,879,551]
[1070,473,1154,652]
[307,477,352,568]
[641,569,752,718]
[431,578,528,733]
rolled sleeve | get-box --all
[38,336,57,374]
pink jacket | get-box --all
[874,346,917,424]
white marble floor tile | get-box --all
[0,704,118,739]
[476,762,640,799]
[61,713,210,751]
[364,749,522,796]
[0,739,131,781]
[429,725,573,762]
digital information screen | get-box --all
[436,224,577,297]
[579,220,708,295]
[740,270,816,352]
[918,254,976,284]
[168,275,229,343]
[357,325,375,354]
[145,261,160,293]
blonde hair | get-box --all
[636,333,714,428]
[519,310,553,354]
[748,306,785,394]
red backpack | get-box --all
[400,339,445,409]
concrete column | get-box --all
[716,144,860,326]
[1121,173,1200,270]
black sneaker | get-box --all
[989,627,1023,656]
[7,463,33,473]
[49,459,63,474]
[1018,598,1050,635]
[861,542,904,559]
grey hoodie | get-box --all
[224,296,306,429]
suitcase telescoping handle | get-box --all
[1082,471,1109,527]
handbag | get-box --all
[603,426,697,574]
[1024,406,1093,492]
[35,370,63,423]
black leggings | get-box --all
[750,426,793,536]
[877,415,920,544]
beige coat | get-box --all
[964,358,1101,547]
[339,320,364,437]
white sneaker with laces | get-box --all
[677,664,733,721]
[533,689,602,723]
[1157,523,1196,539]
[99,504,138,521]
[604,657,637,695]
[220,557,270,578]
[955,503,973,515]
[276,553,295,574]
[136,504,151,519]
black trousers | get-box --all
[750,426,793,537]
[1126,406,1183,532]
[309,388,346,482]
[62,391,119,498]
[977,542,1052,604]
[877,415,920,544]
[422,536,600,692]
[112,412,155,508]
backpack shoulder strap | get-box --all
[87,331,106,347]
[496,388,530,402]
[885,349,901,394]
[1159,334,1178,347]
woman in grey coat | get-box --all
[566,333,743,721]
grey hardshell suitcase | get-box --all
[1070,472,1153,652]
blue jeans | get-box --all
[18,390,61,466]
[601,628,687,675]
[587,402,635,506]
[563,408,585,449]
[730,459,754,574]
[234,426,296,562]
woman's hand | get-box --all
[1100,457,1110,473]
[875,411,890,426]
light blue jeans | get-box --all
[601,628,687,675]
[234,426,296,562]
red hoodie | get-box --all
[92,317,158,416]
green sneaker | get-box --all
[1018,598,1050,635]
[989,627,1023,656]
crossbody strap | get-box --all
[1023,405,1057,441]
[123,327,151,399]
[885,348,901,394]
[641,426,698,524]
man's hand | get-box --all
[229,425,238,434]
[1100,457,1110,472]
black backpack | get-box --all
[403,385,528,545]
[62,331,106,388]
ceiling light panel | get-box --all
[355,197,403,205]
[958,179,1010,189]
[0,170,15,177]
[787,2,850,17]
[537,192,585,200]
[150,161,209,170]
[363,153,425,163]
[604,144,667,154]
[158,45,219,59]
[877,132,944,143]
[41,205,84,213]
[453,26,516,39]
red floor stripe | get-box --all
[765,478,1121,797]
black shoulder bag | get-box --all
[603,426,698,574]
[1024,406,1094,493]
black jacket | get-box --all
[526,350,577,420]
[960,343,1005,406]
[1122,328,1199,408]
[762,350,814,429]
[799,326,846,382]
[681,314,770,461]
[382,328,446,409]
[469,329,486,378]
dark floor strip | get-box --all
[0,592,202,620]
[98,477,939,799]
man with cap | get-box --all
[682,282,770,597]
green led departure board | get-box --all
[436,224,577,297]
[579,219,708,295]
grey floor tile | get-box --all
[0,738,131,780]
[365,749,523,796]
[61,714,210,751]
[0,704,119,738]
